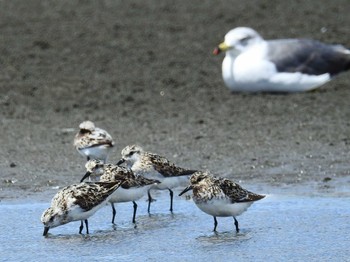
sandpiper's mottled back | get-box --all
[41,181,122,236]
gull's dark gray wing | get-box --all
[267,39,350,76]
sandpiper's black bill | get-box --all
[178,185,193,196]
[116,158,125,166]
[43,226,50,236]
[80,171,92,182]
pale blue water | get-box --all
[0,191,349,261]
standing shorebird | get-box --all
[213,27,350,92]
[74,121,114,162]
[81,159,160,224]
[179,171,265,233]
[117,145,197,213]
[41,181,122,236]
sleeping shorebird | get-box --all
[117,145,197,213]
[179,171,265,233]
[213,27,350,92]
[74,121,114,162]
[81,159,160,224]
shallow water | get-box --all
[1,191,349,262]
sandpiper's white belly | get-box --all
[67,200,109,222]
[137,169,190,190]
[78,145,111,161]
[195,198,253,217]
[152,176,189,190]
[108,186,151,203]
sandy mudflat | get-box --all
[1,0,350,201]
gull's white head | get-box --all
[79,121,95,132]
[214,27,264,55]
[119,145,144,166]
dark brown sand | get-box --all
[1,0,350,201]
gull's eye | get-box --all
[240,36,251,46]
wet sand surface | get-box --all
[1,193,350,261]
[1,0,350,200]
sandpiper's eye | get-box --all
[49,216,54,222]
[193,175,204,183]
[129,151,135,156]
[80,129,90,134]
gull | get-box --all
[213,27,350,92]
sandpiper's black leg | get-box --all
[132,201,137,224]
[86,156,91,181]
[147,190,152,213]
[213,216,218,231]
[168,189,174,212]
[111,203,116,224]
[85,219,89,234]
[79,220,84,234]
[233,217,239,233]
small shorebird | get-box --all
[41,181,122,236]
[117,145,197,213]
[81,159,160,224]
[179,171,265,233]
[74,121,114,162]
[213,27,350,92]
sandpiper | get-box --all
[82,159,160,224]
[74,121,114,162]
[117,145,197,213]
[179,171,265,233]
[41,181,122,236]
